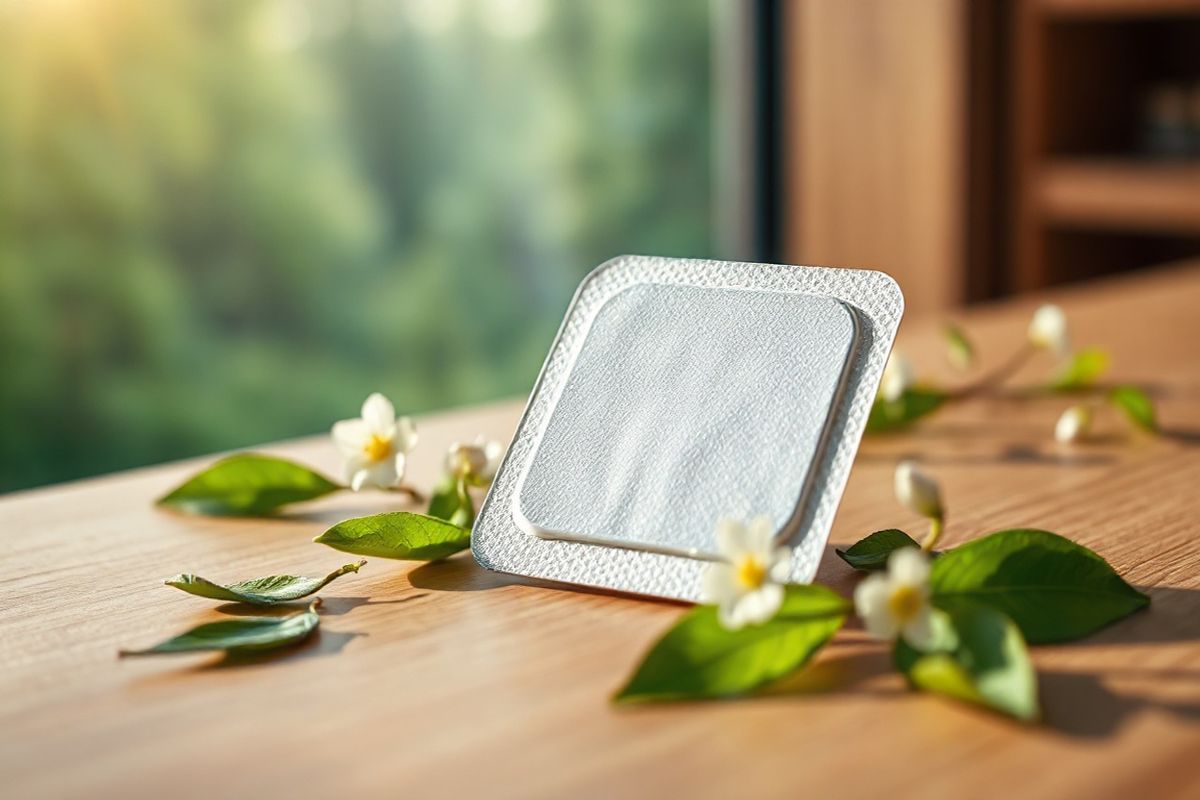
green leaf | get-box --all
[165,561,366,605]
[902,606,1039,722]
[1050,347,1110,391]
[931,529,1149,644]
[614,585,848,703]
[119,601,321,657]
[943,323,975,371]
[314,511,471,560]
[427,475,475,527]
[157,453,341,516]
[836,529,922,571]
[1109,385,1157,433]
[866,387,948,433]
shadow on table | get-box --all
[856,445,1118,468]
[1040,669,1200,737]
[212,594,426,617]
[408,555,516,593]
[407,553,691,608]
[175,629,368,672]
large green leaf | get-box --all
[902,606,1039,722]
[157,453,341,516]
[1050,347,1110,391]
[836,529,922,571]
[931,529,1149,644]
[866,387,948,434]
[119,601,321,657]
[314,511,471,560]
[1109,385,1157,433]
[614,585,848,703]
[165,561,366,605]
[427,475,475,527]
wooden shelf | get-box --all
[1040,0,1200,19]
[1038,160,1200,234]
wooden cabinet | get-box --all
[782,0,1200,311]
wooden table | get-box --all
[4,263,1200,799]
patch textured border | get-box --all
[471,255,904,601]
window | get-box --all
[0,0,734,491]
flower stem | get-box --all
[386,484,427,504]
[951,342,1035,400]
[921,516,944,552]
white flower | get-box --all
[331,393,417,491]
[1028,303,1069,356]
[880,350,913,403]
[702,516,791,630]
[854,547,935,648]
[445,436,504,486]
[1055,404,1092,443]
[894,460,943,521]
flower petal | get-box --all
[901,607,936,650]
[481,440,504,481]
[394,416,418,453]
[718,600,747,631]
[332,419,370,457]
[737,583,784,627]
[854,573,898,640]
[361,393,396,435]
[394,452,408,483]
[746,515,776,554]
[366,458,398,489]
[349,467,371,492]
[888,547,930,586]
[767,546,792,582]
[702,562,737,606]
[715,518,746,558]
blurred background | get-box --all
[2,0,1198,493]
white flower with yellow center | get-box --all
[702,516,791,630]
[854,547,935,649]
[445,436,504,486]
[1028,303,1069,356]
[879,350,913,403]
[331,393,417,491]
[1054,404,1092,443]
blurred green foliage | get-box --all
[0,0,713,491]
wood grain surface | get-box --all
[3,263,1200,799]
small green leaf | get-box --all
[119,601,321,657]
[427,475,475,527]
[1109,385,1157,433]
[1050,347,1110,391]
[836,529,922,571]
[902,606,1039,722]
[943,323,975,371]
[931,529,1149,644]
[866,387,948,434]
[314,511,471,560]
[614,585,848,703]
[165,561,366,605]
[157,453,341,516]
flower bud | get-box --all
[879,351,913,403]
[444,437,504,485]
[1028,304,1069,356]
[1054,404,1092,443]
[894,460,943,521]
